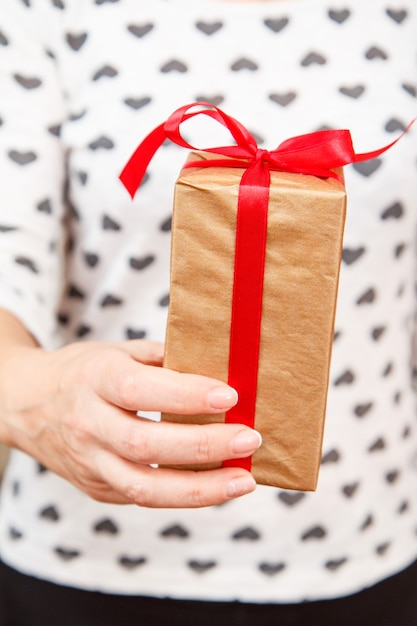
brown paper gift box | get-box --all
[162,151,347,490]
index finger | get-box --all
[94,351,238,415]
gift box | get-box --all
[120,102,411,490]
[162,152,346,490]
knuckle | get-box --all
[194,428,211,464]
[186,484,209,508]
[121,426,153,463]
[169,373,189,414]
[125,481,153,508]
[113,370,138,407]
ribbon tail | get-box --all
[119,122,167,198]
[353,118,416,164]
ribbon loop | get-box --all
[120,102,414,198]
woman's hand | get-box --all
[0,326,260,508]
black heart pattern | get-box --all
[52,0,65,8]
[328,9,351,24]
[8,150,37,166]
[321,448,340,464]
[69,110,86,122]
[14,74,42,89]
[40,505,60,521]
[84,252,99,267]
[159,293,170,307]
[368,437,386,452]
[76,171,88,186]
[394,243,407,258]
[195,21,223,35]
[0,225,18,233]
[160,216,172,232]
[232,527,261,541]
[382,362,393,377]
[76,325,91,338]
[342,247,365,265]
[15,256,38,273]
[278,491,305,506]
[126,328,146,340]
[88,136,114,150]
[402,83,416,97]
[339,85,365,99]
[371,326,386,341]
[264,18,289,33]
[129,255,155,271]
[385,118,406,132]
[0,30,9,46]
[386,8,408,23]
[124,96,151,110]
[360,514,374,531]
[118,556,147,570]
[356,287,376,305]
[301,525,327,541]
[354,402,373,418]
[376,541,391,555]
[231,57,258,71]
[57,312,70,326]
[352,159,382,177]
[398,500,409,514]
[301,51,326,66]
[195,95,224,106]
[258,562,286,576]
[93,518,119,535]
[68,284,85,299]
[9,527,23,540]
[365,46,388,60]
[325,557,347,571]
[37,199,52,214]
[334,369,355,386]
[188,560,217,574]
[402,425,411,439]
[381,201,404,220]
[66,32,88,51]
[385,469,400,484]
[54,547,81,561]
[269,92,297,107]
[127,24,154,38]
[102,214,121,231]
[100,294,123,307]
[93,65,118,80]
[160,60,188,73]
[160,524,190,538]
[342,482,359,498]
[48,124,61,137]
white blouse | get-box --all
[0,0,416,603]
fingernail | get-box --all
[227,475,256,498]
[231,429,262,455]
[208,386,238,410]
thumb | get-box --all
[116,339,164,366]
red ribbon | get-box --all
[120,102,414,472]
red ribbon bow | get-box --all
[120,103,414,472]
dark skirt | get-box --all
[1,558,416,626]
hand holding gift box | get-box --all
[120,103,413,490]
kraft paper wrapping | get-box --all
[163,151,347,490]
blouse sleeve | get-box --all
[0,0,68,349]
